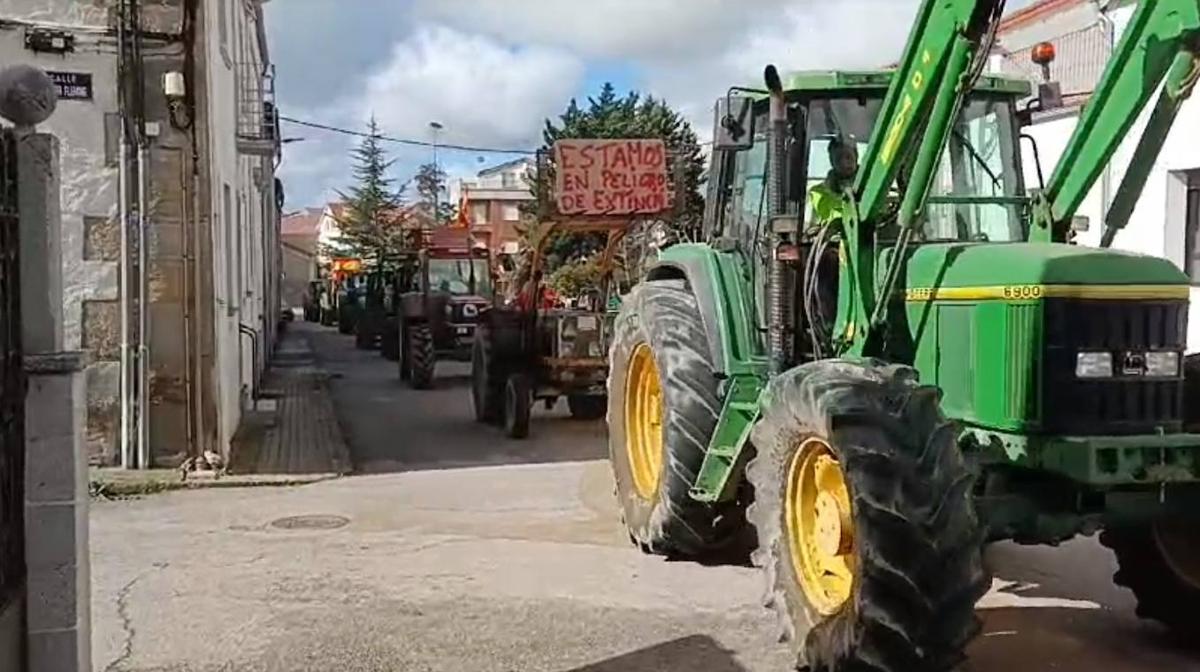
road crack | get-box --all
[104,562,168,672]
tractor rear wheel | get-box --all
[408,323,435,389]
[397,320,411,380]
[380,321,399,361]
[503,373,531,439]
[607,280,745,557]
[472,326,503,424]
[1101,521,1200,636]
[748,360,988,672]
[567,395,606,420]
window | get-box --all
[501,203,520,222]
[470,202,488,225]
[236,192,245,305]
[218,0,229,56]
[925,97,1024,243]
[1186,171,1200,284]
[501,172,518,189]
[223,184,235,311]
[426,259,492,296]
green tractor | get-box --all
[607,0,1200,669]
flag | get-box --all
[453,188,471,229]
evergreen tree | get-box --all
[413,162,455,225]
[329,116,410,265]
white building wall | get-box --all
[1015,3,1200,353]
[204,0,272,452]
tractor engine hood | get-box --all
[902,242,1190,297]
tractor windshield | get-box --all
[802,93,1025,242]
[427,258,491,296]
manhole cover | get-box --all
[270,514,350,530]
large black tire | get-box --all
[504,373,532,439]
[397,320,411,380]
[408,323,435,389]
[1100,522,1200,636]
[607,280,746,557]
[472,325,504,423]
[567,395,606,420]
[354,322,371,349]
[748,360,988,672]
[380,321,399,361]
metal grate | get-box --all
[1042,299,1187,435]
[236,62,278,155]
[0,128,24,605]
[993,23,1111,105]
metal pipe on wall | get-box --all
[136,144,150,469]
[118,138,132,469]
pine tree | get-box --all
[329,116,410,266]
[413,162,457,225]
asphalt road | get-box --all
[89,325,1200,672]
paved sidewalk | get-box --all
[229,322,351,475]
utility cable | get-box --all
[278,115,535,155]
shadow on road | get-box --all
[565,635,750,672]
[970,606,1199,671]
[303,324,611,474]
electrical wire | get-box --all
[279,115,536,155]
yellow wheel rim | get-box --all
[624,343,664,499]
[785,438,855,615]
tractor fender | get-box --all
[642,245,755,376]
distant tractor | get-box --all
[396,229,491,389]
[472,139,683,438]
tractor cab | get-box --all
[709,70,1193,452]
[710,71,1032,251]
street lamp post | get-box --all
[429,121,443,224]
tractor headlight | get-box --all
[1076,352,1113,378]
[444,304,454,318]
[1145,351,1180,378]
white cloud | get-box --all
[414,0,790,62]
[355,26,585,151]
[640,0,919,133]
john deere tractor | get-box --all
[607,1,1200,669]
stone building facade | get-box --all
[0,0,281,466]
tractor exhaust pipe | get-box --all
[765,65,788,374]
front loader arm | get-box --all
[1036,0,1200,243]
[842,0,1006,355]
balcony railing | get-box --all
[236,62,279,156]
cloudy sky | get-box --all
[265,0,1037,210]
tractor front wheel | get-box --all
[503,373,532,439]
[472,327,504,424]
[1101,521,1200,636]
[567,395,606,420]
[408,323,435,389]
[748,360,988,672]
[607,280,745,557]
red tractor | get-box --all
[395,228,492,389]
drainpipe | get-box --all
[118,137,132,468]
[137,143,151,469]
[238,323,259,409]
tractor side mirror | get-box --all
[714,94,755,151]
